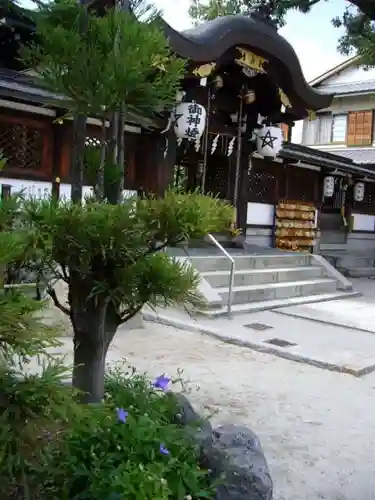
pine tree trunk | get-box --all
[106,112,120,204]
[96,116,107,201]
[71,114,87,204]
[116,103,126,203]
[72,335,107,403]
[71,300,120,403]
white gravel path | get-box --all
[29,320,375,500]
[111,323,375,500]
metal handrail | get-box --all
[207,233,235,318]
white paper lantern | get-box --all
[173,102,206,142]
[354,182,365,202]
[256,125,283,158]
[323,176,335,197]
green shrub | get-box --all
[21,366,214,500]
[0,363,81,500]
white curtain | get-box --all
[302,119,318,145]
[317,115,333,144]
[332,115,347,143]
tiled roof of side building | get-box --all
[318,80,375,95]
[0,69,163,130]
[326,148,375,165]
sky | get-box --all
[155,0,348,82]
[20,0,349,82]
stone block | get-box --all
[205,424,273,500]
[173,395,273,500]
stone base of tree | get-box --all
[174,393,273,500]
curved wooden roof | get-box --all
[159,13,333,113]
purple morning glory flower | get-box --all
[153,374,171,392]
[159,443,170,455]
[116,407,128,423]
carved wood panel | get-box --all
[0,114,53,178]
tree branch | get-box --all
[47,286,71,316]
[348,0,375,19]
[120,304,143,325]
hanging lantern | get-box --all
[256,125,283,158]
[323,176,335,197]
[354,181,365,202]
[173,101,206,142]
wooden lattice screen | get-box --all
[284,166,319,204]
[85,136,101,148]
[205,156,229,198]
[248,159,279,204]
[0,115,52,177]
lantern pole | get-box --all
[233,87,244,209]
[201,86,212,194]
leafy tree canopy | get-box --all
[189,0,375,66]
[22,0,185,115]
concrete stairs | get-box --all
[188,253,358,317]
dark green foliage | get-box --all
[0,194,79,500]
[22,0,186,116]
[0,196,217,499]
[16,192,233,402]
[24,192,234,319]
[4,367,214,500]
[0,195,60,365]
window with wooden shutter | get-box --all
[347,110,374,146]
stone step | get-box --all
[201,265,325,288]
[216,278,337,305]
[190,254,312,272]
[322,254,375,268]
[338,257,374,267]
[198,291,361,317]
[339,267,375,278]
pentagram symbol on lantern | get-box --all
[259,129,277,149]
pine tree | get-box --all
[0,194,78,498]
[22,0,185,202]
[17,0,236,404]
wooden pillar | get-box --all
[57,122,74,183]
[236,145,250,239]
[1,184,11,201]
[51,119,66,200]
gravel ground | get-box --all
[30,320,375,500]
[112,323,375,500]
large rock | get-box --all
[203,424,273,500]
[173,396,273,500]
